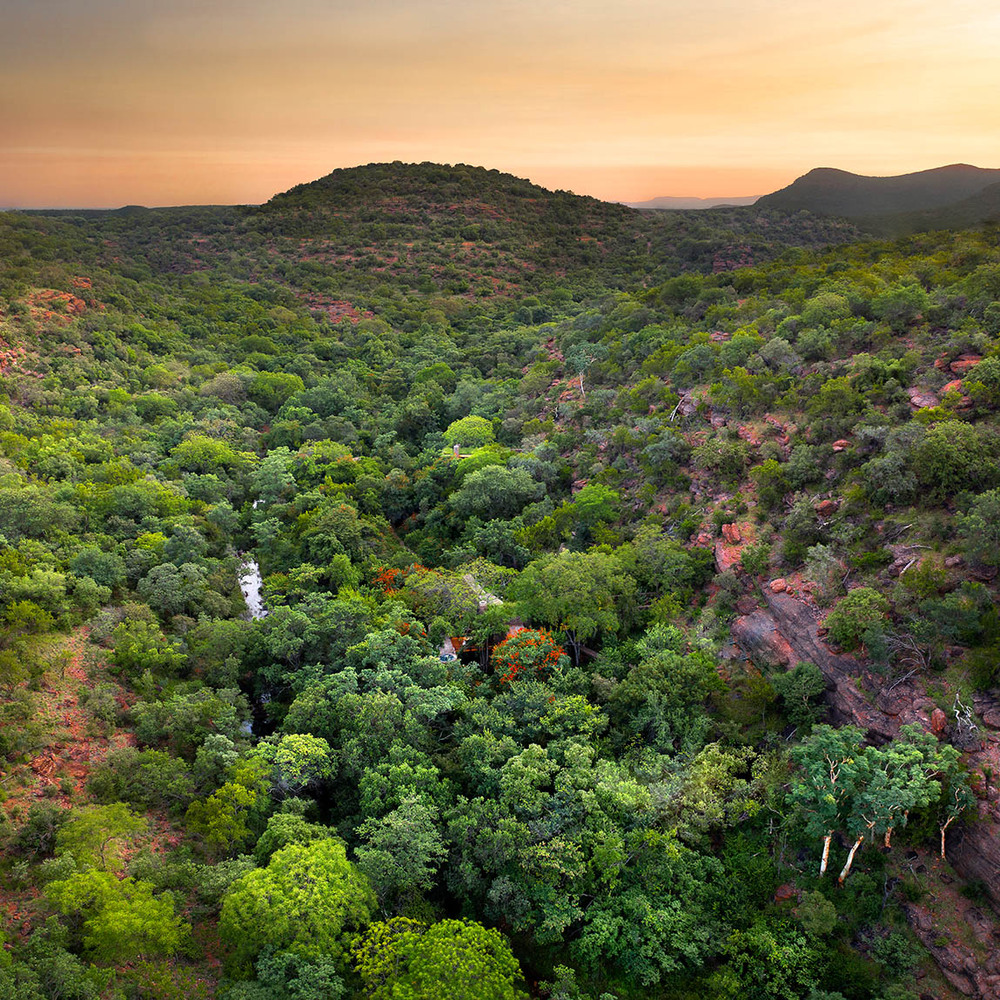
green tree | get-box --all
[789,725,865,876]
[750,459,789,513]
[713,923,818,1000]
[770,661,826,730]
[248,372,306,413]
[443,416,495,450]
[511,550,637,660]
[55,803,147,872]
[252,950,346,1000]
[251,733,335,796]
[45,870,187,963]
[796,891,837,937]
[938,764,974,861]
[451,466,544,521]
[912,421,999,502]
[960,487,1000,570]
[134,687,248,759]
[572,831,722,986]
[185,759,270,857]
[608,628,722,751]
[565,342,608,401]
[220,839,375,972]
[353,918,527,1000]
[822,588,889,652]
[110,619,186,680]
[254,810,332,865]
[355,796,448,915]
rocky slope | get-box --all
[730,584,1000,997]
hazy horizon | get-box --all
[0,160,770,212]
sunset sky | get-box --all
[3,0,999,208]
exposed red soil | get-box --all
[26,289,90,327]
[1,629,134,821]
[0,343,28,376]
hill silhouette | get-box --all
[260,160,634,230]
[868,179,1000,234]
[757,163,1000,233]
[246,161,860,293]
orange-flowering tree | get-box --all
[491,628,565,685]
[372,565,406,595]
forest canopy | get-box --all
[0,163,995,999]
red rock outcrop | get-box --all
[721,523,742,544]
[907,386,940,409]
[730,585,1000,932]
[714,521,753,573]
[904,900,1000,998]
[950,355,982,375]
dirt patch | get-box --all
[1,629,133,820]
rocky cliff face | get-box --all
[730,586,1000,908]
[905,897,1000,999]
[947,692,1000,918]
[732,587,934,739]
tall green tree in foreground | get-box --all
[354,917,527,1000]
[789,725,864,877]
[220,839,375,973]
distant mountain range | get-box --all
[755,164,1000,234]
[625,195,759,210]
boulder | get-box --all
[730,610,795,668]
[714,539,743,573]
[950,357,982,375]
[907,386,940,409]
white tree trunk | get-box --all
[940,816,954,861]
[838,836,864,884]
[819,832,833,876]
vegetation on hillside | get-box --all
[0,163,996,999]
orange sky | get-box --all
[3,0,999,207]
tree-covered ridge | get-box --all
[0,166,997,998]
[757,163,1000,236]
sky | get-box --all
[3,0,999,207]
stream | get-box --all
[238,557,267,620]
[237,557,267,734]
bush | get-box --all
[8,802,68,858]
[822,588,890,651]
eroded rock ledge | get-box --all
[731,586,1000,927]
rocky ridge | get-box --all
[730,585,1000,998]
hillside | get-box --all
[12,163,863,333]
[757,163,1000,232]
[262,160,633,224]
[870,179,1000,235]
[0,162,996,999]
